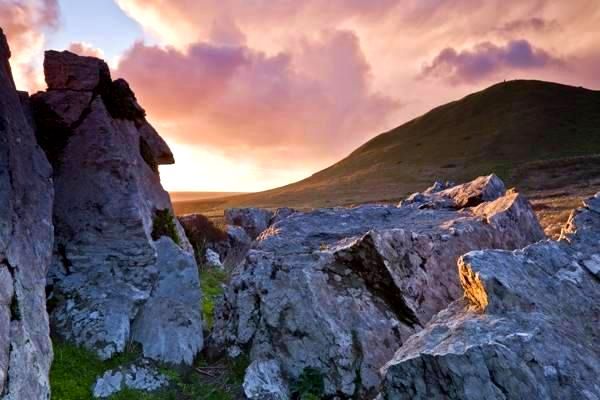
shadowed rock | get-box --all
[379,194,600,399]
[35,50,201,364]
[0,28,54,400]
[212,176,544,398]
[44,50,111,91]
[225,208,274,239]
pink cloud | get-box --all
[421,40,563,84]
[68,42,104,58]
[0,0,58,91]
[116,30,400,168]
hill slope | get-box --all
[174,80,600,224]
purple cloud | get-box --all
[421,39,562,84]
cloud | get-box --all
[0,0,59,91]
[497,17,560,35]
[68,42,105,58]
[421,40,563,84]
[116,30,399,168]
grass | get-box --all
[50,341,141,400]
[50,340,248,400]
[201,268,228,329]
[152,209,181,245]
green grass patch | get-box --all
[50,341,140,400]
[152,209,181,245]
[50,340,248,400]
[200,268,228,329]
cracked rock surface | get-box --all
[34,50,202,364]
[0,28,54,400]
[378,193,600,400]
[212,175,544,398]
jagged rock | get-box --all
[44,50,111,91]
[378,194,600,400]
[92,360,168,398]
[225,208,274,239]
[271,208,297,225]
[212,176,544,398]
[244,360,289,400]
[138,121,174,165]
[0,28,54,400]
[101,78,145,120]
[35,51,202,364]
[401,174,506,209]
[205,248,224,269]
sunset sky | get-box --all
[2,0,599,192]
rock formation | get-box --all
[33,50,202,364]
[0,28,54,400]
[378,193,600,400]
[211,175,545,398]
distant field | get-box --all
[170,192,246,203]
[171,80,600,238]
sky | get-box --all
[2,0,600,192]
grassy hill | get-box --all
[173,80,600,235]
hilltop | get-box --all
[173,80,600,235]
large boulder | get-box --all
[212,176,544,398]
[43,50,111,91]
[378,193,600,399]
[34,51,202,364]
[0,28,54,400]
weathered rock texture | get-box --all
[212,175,544,398]
[0,28,54,400]
[34,50,202,364]
[378,193,600,399]
[92,360,168,398]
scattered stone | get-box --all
[212,176,544,398]
[378,194,600,400]
[0,28,54,400]
[92,360,168,398]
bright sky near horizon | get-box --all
[2,0,600,192]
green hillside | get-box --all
[174,80,600,218]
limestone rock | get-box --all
[92,360,168,398]
[35,50,202,364]
[224,208,274,239]
[378,194,600,400]
[131,238,203,364]
[0,28,54,400]
[212,177,544,398]
[44,50,110,91]
[244,360,289,400]
[401,174,506,209]
[205,248,224,269]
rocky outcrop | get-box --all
[378,193,600,400]
[34,50,202,364]
[0,28,54,400]
[211,176,544,398]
